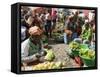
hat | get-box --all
[29,26,39,35]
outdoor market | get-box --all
[21,6,96,71]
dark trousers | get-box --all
[45,20,52,37]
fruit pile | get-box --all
[32,61,65,70]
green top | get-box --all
[81,24,92,40]
[28,37,42,56]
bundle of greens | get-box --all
[44,49,55,61]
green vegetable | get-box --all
[69,41,79,50]
[79,49,95,60]
[81,25,92,40]
[44,49,55,61]
[69,42,78,49]
[79,49,95,66]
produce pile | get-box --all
[79,48,95,66]
[68,41,95,66]
[44,49,55,61]
[32,61,66,70]
[79,49,95,60]
[69,41,80,50]
[69,41,80,56]
[31,48,69,70]
[53,33,64,43]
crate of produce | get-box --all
[79,49,95,66]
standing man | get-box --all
[52,10,57,30]
[45,10,52,38]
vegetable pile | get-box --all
[69,41,80,50]
[79,49,95,66]
[68,41,95,66]
[79,49,95,60]
[44,49,55,61]
[32,61,65,70]
[69,41,80,56]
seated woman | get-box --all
[64,15,78,44]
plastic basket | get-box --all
[80,56,95,66]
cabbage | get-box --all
[44,49,55,61]
[69,41,80,50]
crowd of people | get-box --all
[21,7,58,41]
[21,6,96,65]
[64,10,95,45]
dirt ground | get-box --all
[48,38,80,68]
